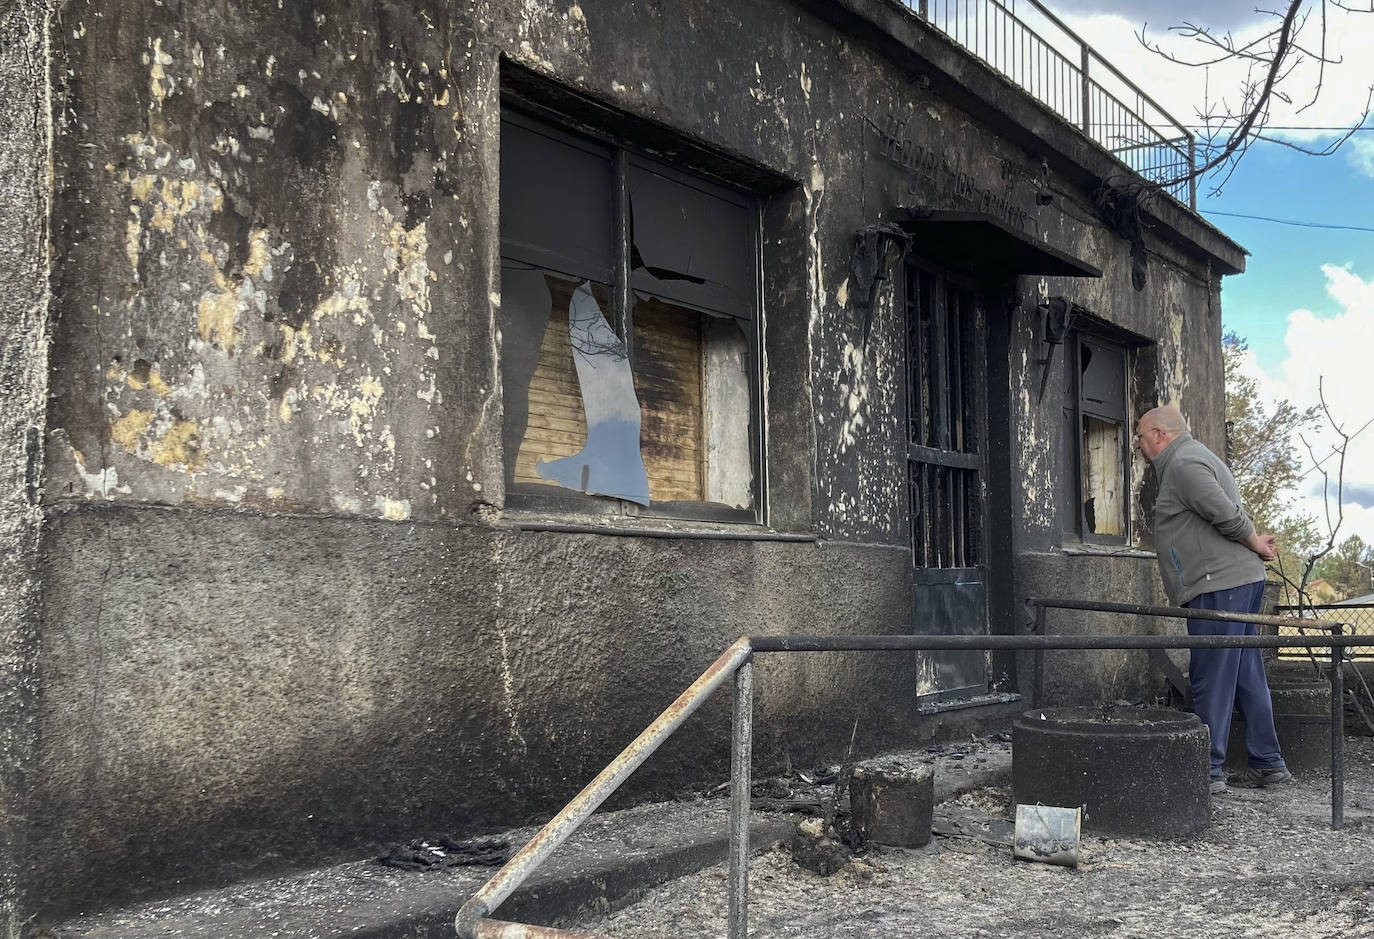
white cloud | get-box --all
[1347,138,1374,179]
[1055,8,1374,152]
[1256,264,1374,550]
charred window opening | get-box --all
[1061,331,1129,543]
[499,110,759,520]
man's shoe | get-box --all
[1209,777,1228,795]
[1228,765,1294,789]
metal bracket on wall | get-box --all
[851,223,910,350]
[1035,295,1082,404]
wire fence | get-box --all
[1276,604,1374,661]
[898,0,1196,207]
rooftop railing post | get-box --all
[1079,46,1091,135]
[728,656,754,939]
[1331,623,1345,830]
[1188,136,1197,210]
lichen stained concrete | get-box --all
[0,3,52,937]
[47,0,500,521]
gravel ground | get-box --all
[577,736,1374,938]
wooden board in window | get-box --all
[513,284,587,487]
[633,297,705,504]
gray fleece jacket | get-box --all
[1151,432,1265,606]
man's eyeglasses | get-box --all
[1133,426,1163,444]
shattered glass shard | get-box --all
[536,283,651,505]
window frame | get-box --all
[498,106,765,524]
[1062,329,1132,546]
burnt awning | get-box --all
[898,208,1102,279]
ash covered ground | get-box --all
[576,736,1374,938]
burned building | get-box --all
[0,0,1245,931]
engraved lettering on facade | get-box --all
[866,110,1038,235]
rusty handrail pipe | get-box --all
[471,920,613,938]
[455,638,753,939]
[1026,596,1345,633]
[457,631,1374,938]
[748,634,1373,652]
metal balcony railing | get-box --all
[901,0,1197,208]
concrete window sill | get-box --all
[1058,543,1157,560]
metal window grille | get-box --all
[908,269,982,569]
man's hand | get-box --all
[1244,532,1278,561]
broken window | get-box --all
[1062,331,1129,542]
[499,111,759,519]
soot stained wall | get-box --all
[1,2,50,934]
[32,507,917,920]
[47,0,499,521]
[10,0,1246,928]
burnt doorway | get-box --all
[905,261,990,702]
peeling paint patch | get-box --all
[152,420,202,470]
[374,496,411,520]
[126,217,142,275]
[347,375,385,445]
[805,160,828,334]
[111,409,155,453]
[197,287,239,351]
[195,228,273,352]
[332,493,363,514]
[70,447,127,498]
[836,341,869,453]
[145,37,174,106]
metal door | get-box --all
[905,262,989,701]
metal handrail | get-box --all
[900,0,1197,208]
[456,624,1373,939]
[1024,595,1348,709]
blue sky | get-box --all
[1203,145,1374,374]
[1050,2,1374,554]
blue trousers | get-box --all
[1185,581,1286,779]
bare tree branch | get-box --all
[1135,1,1373,195]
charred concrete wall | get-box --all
[10,0,1244,927]
[0,3,51,935]
[34,509,918,922]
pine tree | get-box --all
[1222,331,1318,560]
[1312,534,1374,600]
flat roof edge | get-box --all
[792,0,1248,276]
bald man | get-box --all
[1136,405,1290,795]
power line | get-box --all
[1200,209,1374,233]
[1185,124,1373,132]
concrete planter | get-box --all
[1013,707,1210,839]
[1225,680,1332,774]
